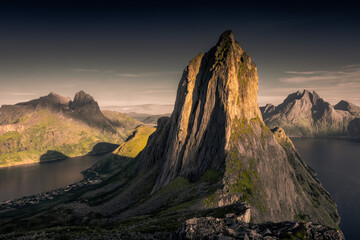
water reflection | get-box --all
[0,154,106,202]
[292,138,360,240]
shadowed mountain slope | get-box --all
[261,90,360,137]
[0,91,141,167]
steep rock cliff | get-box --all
[134,31,340,226]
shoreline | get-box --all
[289,136,360,141]
[0,176,102,211]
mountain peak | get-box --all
[46,91,71,104]
[334,100,360,117]
[334,100,351,110]
[136,31,339,226]
[150,30,261,193]
[217,30,235,45]
[72,90,95,104]
[70,90,98,111]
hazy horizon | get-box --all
[0,87,358,112]
[1,2,359,108]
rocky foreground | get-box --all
[1,217,344,240]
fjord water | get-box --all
[292,138,360,239]
[0,154,107,202]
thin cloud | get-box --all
[284,71,318,75]
[281,64,360,83]
[1,92,37,96]
[117,71,181,78]
[117,73,141,77]
[144,89,176,93]
[72,68,99,72]
[341,63,360,69]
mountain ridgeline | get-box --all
[133,30,340,225]
[0,91,140,166]
[64,31,341,227]
[0,31,343,239]
[261,90,360,137]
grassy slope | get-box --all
[0,109,140,167]
[113,126,156,158]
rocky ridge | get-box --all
[261,90,360,137]
[0,91,140,166]
[130,30,340,226]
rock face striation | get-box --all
[131,31,340,226]
[261,90,360,137]
[150,31,261,192]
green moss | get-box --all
[202,192,219,208]
[230,117,253,142]
[225,147,266,213]
[228,156,258,203]
[199,169,222,184]
[237,60,247,90]
[295,212,309,222]
[0,131,21,142]
[279,226,306,240]
[156,177,190,196]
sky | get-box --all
[0,1,360,111]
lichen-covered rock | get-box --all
[179,217,345,240]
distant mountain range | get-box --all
[261,90,360,137]
[0,91,140,167]
[102,104,174,116]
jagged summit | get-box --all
[217,30,236,46]
[0,90,141,167]
[280,90,321,107]
[334,100,360,117]
[71,90,96,107]
[150,29,260,192]
[69,90,102,115]
[0,90,117,132]
[132,31,340,226]
[261,89,360,137]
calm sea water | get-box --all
[0,154,107,202]
[292,138,360,240]
[0,140,358,238]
